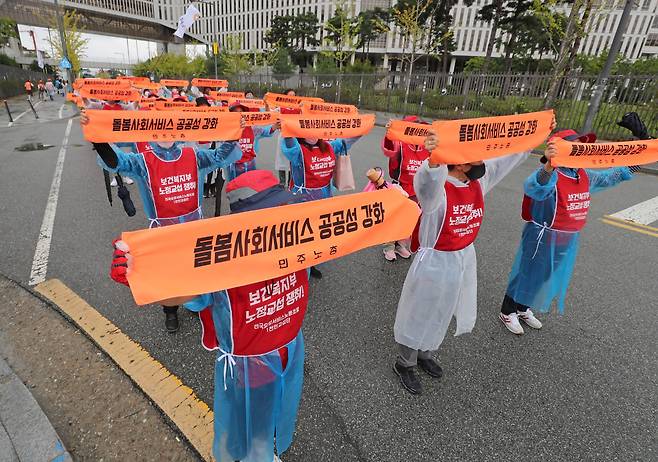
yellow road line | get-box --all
[600,218,658,238]
[602,215,658,232]
[34,279,214,461]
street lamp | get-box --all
[198,0,219,78]
[114,52,126,74]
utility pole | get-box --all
[213,1,218,79]
[53,0,73,92]
[582,0,635,133]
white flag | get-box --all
[37,50,44,69]
[174,4,201,38]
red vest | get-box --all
[301,142,336,189]
[411,180,485,252]
[143,146,199,219]
[280,107,301,115]
[198,270,309,356]
[397,143,429,198]
[237,127,256,163]
[102,103,122,110]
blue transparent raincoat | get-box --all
[505,166,633,313]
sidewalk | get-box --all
[0,275,199,461]
[0,356,71,462]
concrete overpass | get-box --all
[0,0,211,49]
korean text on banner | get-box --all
[81,109,243,143]
[263,92,324,109]
[122,189,420,305]
[191,78,229,88]
[209,91,246,99]
[117,76,151,85]
[154,100,196,110]
[386,120,433,146]
[280,113,375,139]
[159,79,189,87]
[301,101,358,115]
[78,86,141,101]
[226,97,266,108]
[73,78,131,90]
[132,82,162,92]
[551,138,658,168]
[430,110,554,164]
[241,112,278,127]
[181,106,229,113]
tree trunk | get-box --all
[543,0,584,109]
[481,0,502,74]
[565,0,594,77]
[404,44,416,108]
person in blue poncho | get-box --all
[110,170,307,462]
[499,129,642,335]
[81,111,242,333]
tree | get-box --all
[46,10,88,76]
[424,0,458,72]
[272,47,295,83]
[0,17,18,47]
[355,8,390,62]
[392,0,435,106]
[323,0,360,101]
[217,34,252,76]
[134,53,205,79]
[265,13,320,67]
[477,0,502,73]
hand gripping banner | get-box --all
[78,86,142,101]
[551,138,658,168]
[82,109,243,142]
[121,189,420,305]
[386,120,433,146]
[428,110,555,164]
[73,78,131,90]
[191,78,229,88]
[300,101,359,115]
[280,113,375,139]
[159,79,189,87]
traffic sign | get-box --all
[59,57,72,69]
[212,42,219,55]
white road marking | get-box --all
[7,101,42,127]
[29,119,73,286]
[609,195,658,226]
[58,103,65,119]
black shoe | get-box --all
[165,311,179,333]
[417,357,443,379]
[309,266,323,279]
[393,363,422,395]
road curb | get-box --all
[0,356,72,462]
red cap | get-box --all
[229,101,249,112]
[549,129,597,143]
[403,115,419,122]
[225,170,279,200]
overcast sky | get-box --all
[17,24,206,66]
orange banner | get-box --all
[117,76,151,84]
[280,113,375,139]
[154,100,196,110]
[191,78,229,88]
[81,109,242,143]
[386,120,433,146]
[181,106,229,113]
[264,92,324,109]
[78,86,141,101]
[429,110,554,164]
[226,97,266,108]
[240,111,278,127]
[122,188,419,305]
[159,79,189,87]
[209,91,246,99]
[301,101,358,115]
[551,138,658,168]
[73,78,131,90]
[66,93,83,106]
[132,82,162,91]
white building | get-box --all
[188,0,658,70]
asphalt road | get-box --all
[0,102,656,462]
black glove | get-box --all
[617,112,652,140]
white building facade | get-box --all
[188,0,658,69]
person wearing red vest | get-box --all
[380,115,431,261]
[392,118,556,395]
[499,129,640,335]
[274,89,300,186]
[110,170,306,462]
[225,102,279,181]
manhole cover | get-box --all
[15,143,54,152]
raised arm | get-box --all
[329,137,360,156]
[195,141,242,171]
[479,151,530,195]
[281,137,303,167]
[587,167,634,194]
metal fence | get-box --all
[0,64,51,99]
[231,72,657,141]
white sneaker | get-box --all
[123,176,134,185]
[394,243,412,259]
[273,455,282,462]
[517,309,542,329]
[110,177,118,187]
[499,312,524,335]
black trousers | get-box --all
[162,305,178,314]
[500,294,530,315]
